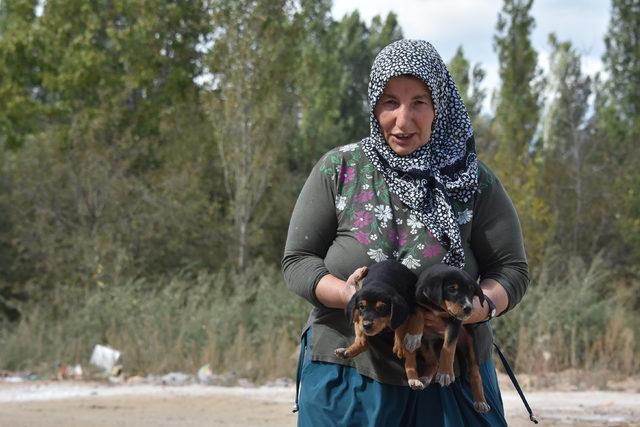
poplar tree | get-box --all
[447,46,486,124]
[207,0,296,271]
[492,0,551,263]
[493,0,540,165]
[600,0,640,146]
[447,46,493,157]
[599,0,640,262]
[540,34,599,256]
[292,1,352,173]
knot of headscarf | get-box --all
[360,39,478,268]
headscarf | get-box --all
[361,39,478,268]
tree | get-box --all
[493,0,540,164]
[0,0,221,314]
[492,0,551,264]
[539,34,600,256]
[0,0,45,149]
[291,9,402,174]
[598,0,640,263]
[600,0,640,146]
[207,0,297,271]
[447,46,486,124]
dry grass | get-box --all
[1,255,638,384]
[493,253,639,377]
[0,263,309,383]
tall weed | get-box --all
[493,253,639,375]
[4,254,636,381]
[0,261,310,382]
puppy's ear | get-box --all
[389,295,410,330]
[416,267,445,305]
[346,293,358,324]
[420,278,443,306]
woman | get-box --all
[282,39,528,426]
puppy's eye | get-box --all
[446,285,458,293]
[358,302,366,311]
[375,303,388,313]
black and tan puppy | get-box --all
[335,260,425,389]
[415,263,490,412]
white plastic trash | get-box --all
[90,344,121,373]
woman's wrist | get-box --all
[315,275,350,309]
[314,267,368,309]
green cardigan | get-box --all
[282,142,529,386]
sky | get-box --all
[331,0,611,112]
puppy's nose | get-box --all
[463,305,472,315]
[362,320,373,330]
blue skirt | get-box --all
[296,328,508,427]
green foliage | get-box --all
[493,0,541,160]
[206,0,298,270]
[0,0,45,149]
[542,34,592,154]
[446,46,493,161]
[490,0,553,266]
[599,0,640,263]
[447,46,486,124]
[601,0,640,144]
[0,0,211,151]
[538,35,604,258]
[292,7,402,174]
[0,0,226,322]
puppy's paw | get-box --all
[418,375,433,385]
[403,333,422,353]
[408,379,425,390]
[474,401,491,413]
[393,342,405,359]
[334,348,351,359]
[435,372,455,387]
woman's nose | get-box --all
[395,104,412,128]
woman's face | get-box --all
[374,76,435,156]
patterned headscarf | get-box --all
[361,39,478,268]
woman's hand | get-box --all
[463,278,509,324]
[346,266,368,289]
[341,266,368,304]
[314,266,369,309]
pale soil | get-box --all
[1,380,639,427]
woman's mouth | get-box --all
[391,133,415,143]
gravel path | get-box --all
[1,381,639,426]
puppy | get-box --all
[415,263,490,413]
[335,260,425,389]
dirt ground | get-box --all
[1,381,639,427]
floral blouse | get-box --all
[282,143,528,386]
[324,142,476,270]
